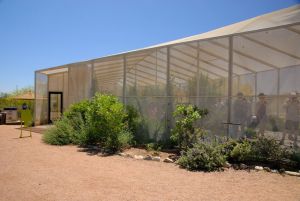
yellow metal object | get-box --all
[20,109,32,138]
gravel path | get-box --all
[0,125,299,201]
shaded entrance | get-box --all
[48,92,63,123]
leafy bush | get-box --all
[83,93,133,152]
[44,93,133,153]
[244,128,257,139]
[177,143,226,171]
[171,104,208,150]
[217,138,238,159]
[230,140,253,162]
[64,99,90,122]
[251,137,287,162]
[110,130,133,151]
[229,137,288,163]
[43,113,85,145]
[145,142,162,152]
[125,105,149,144]
[290,149,300,168]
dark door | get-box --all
[48,92,63,123]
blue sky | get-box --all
[0,0,299,93]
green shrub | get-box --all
[177,142,226,171]
[64,99,90,122]
[171,104,208,150]
[230,140,253,162]
[125,105,149,144]
[229,137,288,163]
[43,112,86,145]
[290,149,300,168]
[217,138,238,159]
[244,128,257,139]
[251,137,287,162]
[44,94,133,153]
[145,142,162,152]
[108,130,133,151]
[84,93,133,152]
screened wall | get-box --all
[35,5,300,147]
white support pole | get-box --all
[166,46,171,137]
[34,71,37,125]
[122,55,127,105]
[227,36,233,137]
[277,69,280,117]
[90,60,95,98]
[196,41,200,106]
[254,72,257,114]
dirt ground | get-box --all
[0,125,300,201]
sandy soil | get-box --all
[0,125,299,201]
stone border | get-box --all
[117,152,176,163]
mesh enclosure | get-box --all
[125,48,168,140]
[230,25,300,145]
[35,72,48,125]
[35,6,300,148]
[93,56,123,97]
[48,71,69,110]
[68,62,93,105]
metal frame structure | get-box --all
[34,5,300,140]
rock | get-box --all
[152,156,161,162]
[232,164,239,170]
[134,155,144,160]
[224,162,231,168]
[127,154,134,158]
[118,153,127,157]
[239,163,248,170]
[255,166,264,171]
[168,154,179,161]
[285,171,300,177]
[279,168,285,174]
[163,158,174,163]
[88,145,98,150]
[263,167,271,172]
[144,155,152,160]
[271,169,279,173]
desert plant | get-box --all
[177,142,226,171]
[110,130,133,151]
[84,93,133,152]
[44,93,133,153]
[171,104,208,150]
[64,99,90,122]
[43,114,85,145]
[244,128,257,139]
[229,137,288,164]
[251,137,287,162]
[125,105,149,144]
[290,149,300,168]
[145,142,162,152]
[230,139,253,162]
[217,138,238,160]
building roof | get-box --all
[11,92,35,100]
[37,4,300,81]
[87,4,300,60]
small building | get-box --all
[35,5,300,140]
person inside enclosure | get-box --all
[256,93,267,137]
[280,92,300,147]
[232,92,250,138]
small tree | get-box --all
[171,104,208,150]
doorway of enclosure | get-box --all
[48,92,63,123]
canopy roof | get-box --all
[37,5,300,88]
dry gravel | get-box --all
[0,125,300,201]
